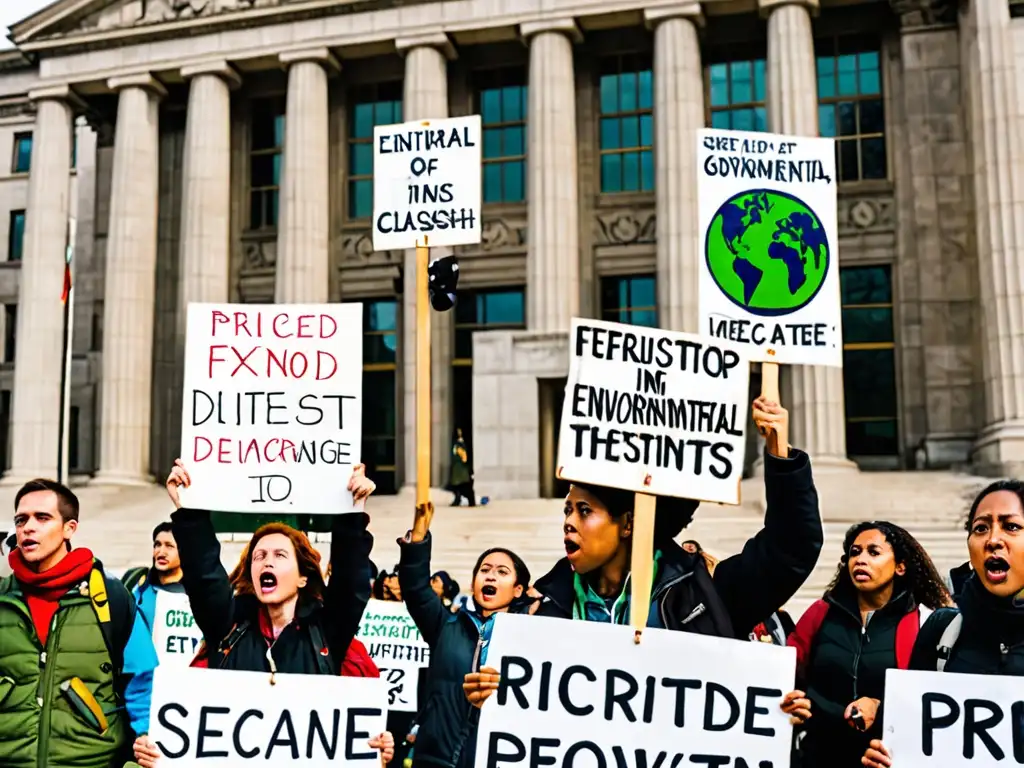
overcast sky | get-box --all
[2,0,55,47]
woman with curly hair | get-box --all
[786,520,951,768]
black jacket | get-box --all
[533,448,823,638]
[171,508,372,674]
[911,574,1024,676]
[398,534,530,768]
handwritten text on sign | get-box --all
[179,303,363,514]
[697,128,843,367]
[556,319,749,504]
[883,668,1024,768]
[357,599,431,712]
[372,115,482,251]
[475,614,796,768]
[151,591,203,668]
[149,666,388,768]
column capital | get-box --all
[520,17,583,44]
[181,60,242,90]
[107,72,168,99]
[644,4,705,29]
[758,0,819,17]
[28,83,87,111]
[279,47,341,74]
[395,32,457,60]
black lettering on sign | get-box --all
[574,325,741,378]
[345,708,383,761]
[922,692,959,756]
[706,315,832,349]
[155,703,190,758]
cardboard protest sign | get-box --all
[697,128,842,367]
[151,591,203,667]
[475,614,796,768]
[357,599,431,712]
[556,318,749,505]
[179,303,363,514]
[372,115,482,251]
[148,666,388,768]
[883,668,1024,767]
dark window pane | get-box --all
[600,74,618,113]
[630,276,656,307]
[638,70,653,110]
[364,333,398,365]
[455,330,474,359]
[860,99,884,134]
[13,136,31,173]
[710,64,730,106]
[504,126,524,156]
[754,60,766,101]
[252,114,278,150]
[621,116,640,148]
[640,150,654,191]
[839,139,859,182]
[837,55,859,95]
[861,137,887,179]
[249,193,264,229]
[601,118,620,150]
[841,307,894,344]
[502,86,524,121]
[601,154,622,193]
[846,419,898,456]
[503,161,525,202]
[858,51,880,71]
[249,153,274,186]
[733,109,755,132]
[732,66,753,103]
[8,211,25,262]
[349,142,373,177]
[374,100,395,125]
[841,265,892,303]
[620,73,638,111]
[483,163,503,203]
[266,192,278,228]
[842,348,897,420]
[349,179,373,219]
[366,300,398,332]
[483,128,504,158]
[630,309,658,327]
[859,66,881,95]
[837,102,857,135]
[754,107,767,132]
[711,110,731,129]
[622,152,640,192]
[481,89,501,124]
[274,115,285,146]
[819,105,836,137]
[639,114,653,147]
[482,291,525,324]
[363,370,397,435]
[352,103,375,139]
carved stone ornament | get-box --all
[80,0,275,31]
[477,217,526,252]
[837,194,895,235]
[594,209,657,246]
[888,0,958,28]
[241,237,276,271]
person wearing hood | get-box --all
[863,480,1024,768]
[787,521,950,768]
[124,522,187,641]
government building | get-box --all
[0,0,1019,499]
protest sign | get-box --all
[151,591,203,667]
[556,318,749,505]
[148,666,388,768]
[372,115,482,251]
[883,668,1024,767]
[697,128,842,367]
[475,613,795,768]
[357,599,431,712]
[179,303,363,514]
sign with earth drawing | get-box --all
[697,128,843,367]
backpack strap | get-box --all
[895,608,924,670]
[787,599,830,673]
[121,567,148,594]
[216,620,251,665]
[936,612,964,672]
[307,621,336,676]
[86,563,134,680]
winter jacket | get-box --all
[171,507,372,674]
[132,572,187,639]
[397,534,532,768]
[0,559,158,768]
[910,574,1024,676]
[788,586,924,768]
[534,448,822,638]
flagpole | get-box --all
[56,218,75,485]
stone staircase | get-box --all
[0,468,989,619]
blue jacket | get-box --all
[122,606,158,735]
[132,570,187,640]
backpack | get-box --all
[935,612,964,672]
[120,567,149,594]
[211,618,336,675]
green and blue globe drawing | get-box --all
[705,189,830,317]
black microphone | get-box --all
[428,255,460,312]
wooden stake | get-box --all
[630,491,657,643]
[759,357,788,458]
[415,240,432,510]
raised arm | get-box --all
[398,533,449,646]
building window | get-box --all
[816,37,886,182]
[476,68,527,204]
[348,83,403,220]
[362,300,398,494]
[601,275,657,328]
[707,58,767,132]
[249,98,285,230]
[3,305,15,364]
[841,265,897,456]
[12,133,31,174]
[8,211,24,262]
[69,405,80,471]
[453,289,526,461]
[71,134,77,170]
[599,54,654,194]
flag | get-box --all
[61,238,72,304]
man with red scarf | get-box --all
[0,479,158,768]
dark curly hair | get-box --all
[825,520,951,610]
[964,480,1024,532]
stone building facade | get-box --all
[0,0,1020,498]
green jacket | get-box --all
[0,575,131,768]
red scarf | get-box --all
[9,547,95,645]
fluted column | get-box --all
[522,19,580,332]
[1,87,75,485]
[646,6,704,333]
[276,49,336,303]
[93,74,164,485]
[962,0,1024,475]
[762,0,854,469]
[397,34,455,488]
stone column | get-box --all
[396,34,455,488]
[1,87,75,485]
[276,49,337,303]
[762,0,854,468]
[645,5,704,333]
[962,0,1024,476]
[93,74,164,485]
[522,19,580,332]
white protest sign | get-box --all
[179,303,363,514]
[357,599,431,712]
[697,128,842,367]
[371,115,482,251]
[883,668,1024,767]
[475,614,796,768]
[151,591,203,667]
[556,318,749,505]
[148,666,388,768]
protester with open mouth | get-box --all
[119,522,189,647]
[786,521,950,768]
[398,509,533,768]
[863,480,1024,768]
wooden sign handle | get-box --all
[759,361,788,457]
[415,243,433,517]
[630,492,657,642]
